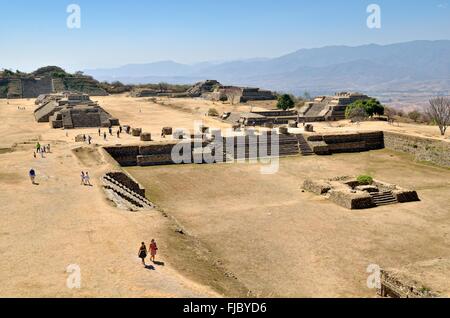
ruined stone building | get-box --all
[298,92,370,122]
[208,86,276,103]
[34,92,119,129]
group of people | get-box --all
[80,171,92,186]
[98,126,122,141]
[138,240,158,266]
[34,142,51,158]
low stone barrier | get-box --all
[384,132,450,168]
[303,179,331,195]
[328,190,375,210]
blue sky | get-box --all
[0,0,449,72]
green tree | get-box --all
[345,104,368,121]
[347,98,384,117]
[277,94,295,111]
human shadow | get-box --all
[145,265,155,271]
[153,261,165,266]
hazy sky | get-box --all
[0,0,449,72]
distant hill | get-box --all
[0,66,107,99]
[85,40,450,96]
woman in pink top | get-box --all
[149,239,158,262]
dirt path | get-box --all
[0,99,222,297]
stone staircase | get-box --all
[102,174,153,211]
[296,135,314,156]
[370,191,398,207]
[222,134,301,161]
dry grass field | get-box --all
[1,94,449,297]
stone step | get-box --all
[102,177,152,209]
[104,175,151,205]
[370,191,398,206]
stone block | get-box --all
[140,133,152,141]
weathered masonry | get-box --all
[384,132,450,168]
[103,131,386,167]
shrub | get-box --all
[208,108,219,117]
[357,175,373,185]
[277,94,295,111]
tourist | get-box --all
[98,128,101,136]
[80,171,85,185]
[88,136,92,145]
[149,239,158,263]
[29,168,36,184]
[84,172,91,186]
[116,130,120,138]
[138,242,148,266]
[109,127,112,136]
[119,126,122,134]
[36,142,41,153]
[103,132,107,141]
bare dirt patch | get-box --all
[126,150,450,297]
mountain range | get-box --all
[85,40,450,96]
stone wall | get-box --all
[384,132,450,168]
[21,77,53,98]
[307,131,384,155]
[328,190,375,210]
[104,146,140,166]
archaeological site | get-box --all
[2,2,450,308]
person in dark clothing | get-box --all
[138,242,147,266]
[29,168,36,184]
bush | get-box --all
[277,94,295,111]
[208,108,219,117]
[347,98,384,117]
[357,175,373,185]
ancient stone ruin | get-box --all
[207,86,276,103]
[298,92,370,122]
[176,79,276,103]
[378,258,450,298]
[0,66,107,99]
[303,176,420,209]
[34,92,119,129]
[102,172,153,211]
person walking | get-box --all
[138,242,148,266]
[88,136,92,145]
[36,142,41,153]
[84,172,91,186]
[103,132,107,141]
[80,171,85,185]
[149,239,158,263]
[29,168,36,184]
[116,130,120,138]
[98,128,101,137]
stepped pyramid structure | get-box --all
[0,66,108,99]
[34,92,119,129]
[298,92,370,122]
